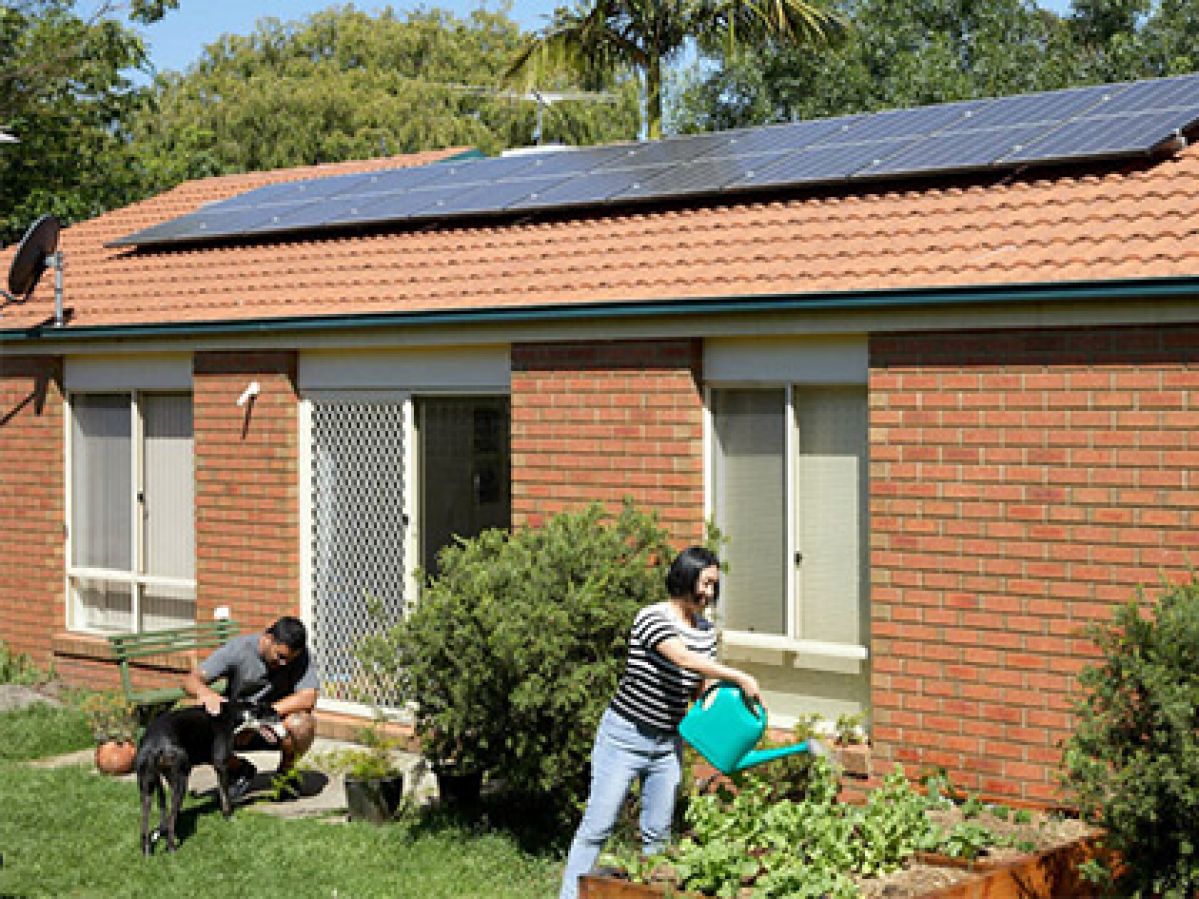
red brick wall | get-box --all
[869,324,1199,803]
[194,351,300,633]
[511,339,705,547]
[0,356,64,664]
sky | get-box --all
[138,1,552,77]
[137,0,1075,78]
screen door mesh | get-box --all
[310,400,407,707]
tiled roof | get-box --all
[3,141,1199,333]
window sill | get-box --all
[51,631,196,671]
[722,631,869,661]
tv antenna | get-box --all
[2,214,65,326]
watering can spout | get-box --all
[733,741,812,773]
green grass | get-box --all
[0,707,563,898]
[0,702,93,762]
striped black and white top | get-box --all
[609,602,717,733]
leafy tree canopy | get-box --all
[0,1,153,244]
[126,5,642,194]
[507,0,844,140]
[668,0,1199,133]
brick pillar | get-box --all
[511,339,705,547]
[869,323,1199,804]
[0,356,64,664]
[194,351,300,632]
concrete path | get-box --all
[31,738,439,821]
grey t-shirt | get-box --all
[200,634,319,704]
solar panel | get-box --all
[1096,72,1199,115]
[419,174,575,216]
[614,152,792,199]
[862,124,1051,176]
[948,82,1120,132]
[1004,108,1197,162]
[701,116,863,156]
[837,99,985,143]
[510,144,638,177]
[734,137,919,187]
[508,166,674,210]
[593,132,733,170]
[111,73,1199,248]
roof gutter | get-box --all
[1,275,1197,343]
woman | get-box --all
[559,546,762,899]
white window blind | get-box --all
[71,394,131,571]
[794,386,868,645]
[712,389,786,635]
[142,393,194,580]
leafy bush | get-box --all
[0,640,45,685]
[356,501,677,826]
[1061,578,1199,896]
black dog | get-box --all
[136,699,279,855]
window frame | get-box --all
[705,382,869,664]
[64,389,196,635]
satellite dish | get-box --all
[7,214,60,298]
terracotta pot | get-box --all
[94,740,136,775]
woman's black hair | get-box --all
[665,546,720,599]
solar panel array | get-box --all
[113,73,1199,248]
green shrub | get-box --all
[0,640,45,685]
[356,501,677,826]
[1061,578,1199,897]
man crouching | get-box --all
[183,615,318,802]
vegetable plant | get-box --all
[602,759,1063,896]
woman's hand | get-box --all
[734,672,762,706]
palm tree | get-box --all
[505,0,844,140]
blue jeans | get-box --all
[559,708,683,899]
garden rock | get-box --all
[0,684,60,713]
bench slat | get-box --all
[107,621,239,722]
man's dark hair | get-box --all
[665,546,720,599]
[267,615,307,652]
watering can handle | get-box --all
[696,681,766,720]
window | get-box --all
[710,384,869,721]
[68,392,195,633]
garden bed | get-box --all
[581,827,1104,898]
[586,763,1103,899]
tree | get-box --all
[126,7,641,194]
[505,0,844,140]
[670,0,1079,131]
[0,1,166,244]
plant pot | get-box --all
[94,739,136,775]
[434,767,483,807]
[345,774,404,824]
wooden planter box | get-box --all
[578,834,1107,899]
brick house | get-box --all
[2,80,1197,805]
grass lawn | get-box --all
[0,703,563,898]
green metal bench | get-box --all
[107,620,239,725]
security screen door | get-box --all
[307,393,510,711]
[308,397,409,709]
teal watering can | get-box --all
[678,682,820,775]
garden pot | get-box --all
[344,774,404,824]
[94,739,136,775]
[434,767,483,807]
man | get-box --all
[183,616,318,801]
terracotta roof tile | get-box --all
[4,143,1199,332]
